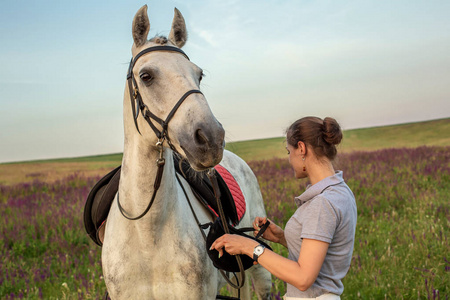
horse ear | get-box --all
[168,8,187,48]
[132,5,150,48]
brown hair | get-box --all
[286,116,343,160]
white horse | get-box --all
[101,5,272,299]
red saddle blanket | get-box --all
[214,164,246,221]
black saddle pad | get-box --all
[84,154,240,246]
[205,218,272,272]
[173,155,239,225]
[83,165,121,246]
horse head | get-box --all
[124,5,225,171]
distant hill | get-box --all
[1,118,448,185]
[4,118,450,164]
[225,118,450,161]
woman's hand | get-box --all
[210,234,258,258]
[253,217,287,247]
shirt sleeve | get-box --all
[300,196,337,243]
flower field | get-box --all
[1,146,449,299]
[252,146,449,299]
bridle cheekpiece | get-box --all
[119,45,203,220]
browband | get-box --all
[127,46,190,80]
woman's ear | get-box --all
[297,141,306,155]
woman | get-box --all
[210,116,357,299]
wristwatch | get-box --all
[253,244,266,263]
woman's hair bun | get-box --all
[322,117,343,145]
[286,116,342,160]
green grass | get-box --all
[2,153,124,165]
[340,118,450,152]
[2,118,448,166]
[225,137,287,161]
[225,118,450,162]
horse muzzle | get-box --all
[180,122,225,171]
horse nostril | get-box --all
[195,129,208,146]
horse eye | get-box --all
[140,73,153,82]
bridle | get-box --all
[127,45,203,144]
[118,45,202,220]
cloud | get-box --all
[194,29,219,47]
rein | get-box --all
[176,171,245,299]
[117,140,165,220]
[177,168,270,295]
[207,171,246,290]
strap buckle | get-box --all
[156,138,166,165]
[133,86,139,100]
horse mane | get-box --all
[173,152,207,181]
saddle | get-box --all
[83,154,242,246]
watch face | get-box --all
[255,245,264,255]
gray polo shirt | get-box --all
[284,171,357,297]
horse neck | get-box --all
[119,85,180,224]
[119,138,177,223]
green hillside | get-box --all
[341,118,450,151]
[2,118,449,165]
[226,118,450,161]
[0,118,449,185]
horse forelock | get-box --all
[150,35,168,45]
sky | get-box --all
[1,0,449,163]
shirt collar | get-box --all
[294,171,344,207]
